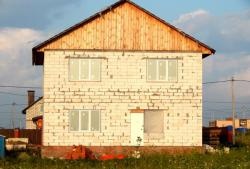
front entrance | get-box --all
[130,113,144,146]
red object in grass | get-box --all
[99,154,115,161]
[99,154,125,160]
[116,154,125,159]
[65,145,86,160]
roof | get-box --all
[22,97,43,114]
[32,0,215,65]
[32,115,43,122]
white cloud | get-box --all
[0,27,46,86]
[173,9,250,53]
[174,9,250,123]
[0,27,46,127]
[173,9,209,26]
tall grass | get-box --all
[1,148,250,169]
[1,132,250,169]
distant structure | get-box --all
[22,91,43,129]
[209,117,250,129]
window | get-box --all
[144,110,164,133]
[69,59,101,81]
[69,110,100,131]
[147,59,177,81]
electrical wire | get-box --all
[0,85,41,89]
[0,104,27,107]
[0,90,40,98]
[203,101,250,104]
[203,79,250,85]
[203,80,231,84]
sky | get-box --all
[0,0,250,128]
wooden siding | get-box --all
[37,2,212,54]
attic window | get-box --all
[147,59,177,82]
[69,59,101,81]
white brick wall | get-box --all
[25,98,43,129]
[43,51,202,146]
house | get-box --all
[22,91,43,129]
[209,118,250,129]
[31,0,215,158]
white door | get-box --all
[131,113,144,146]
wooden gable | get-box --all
[33,0,215,65]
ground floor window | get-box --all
[144,110,164,133]
[69,110,100,131]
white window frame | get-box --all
[69,58,101,81]
[147,59,178,82]
[69,110,101,132]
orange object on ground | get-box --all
[116,154,125,159]
[65,145,86,160]
[99,154,125,160]
[99,154,115,161]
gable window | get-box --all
[144,110,164,133]
[147,59,177,81]
[69,59,101,81]
[69,110,100,131]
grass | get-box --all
[1,148,250,169]
[1,132,250,169]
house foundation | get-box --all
[41,146,204,159]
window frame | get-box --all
[69,109,101,132]
[68,58,101,82]
[146,59,178,82]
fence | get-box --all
[0,129,42,145]
[202,127,231,146]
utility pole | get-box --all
[231,77,236,145]
[11,102,16,129]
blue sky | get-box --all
[0,0,250,128]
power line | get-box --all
[234,80,250,83]
[0,90,40,98]
[203,80,231,84]
[0,91,27,97]
[0,85,41,89]
[203,100,250,104]
[203,79,250,85]
[0,104,27,107]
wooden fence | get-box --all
[0,129,42,145]
[202,127,230,146]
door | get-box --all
[130,113,144,146]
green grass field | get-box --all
[1,134,250,169]
[1,148,250,169]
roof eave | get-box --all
[22,97,43,114]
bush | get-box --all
[17,152,31,161]
[235,131,250,148]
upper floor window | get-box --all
[69,110,100,132]
[147,59,177,82]
[69,59,101,81]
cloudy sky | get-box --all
[0,0,250,128]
